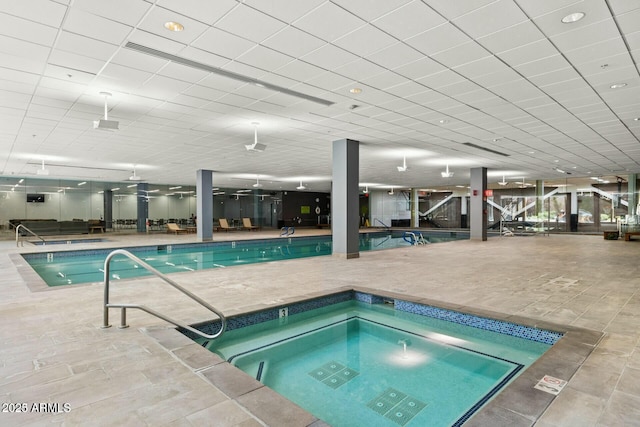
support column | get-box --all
[410,188,419,228]
[136,183,148,232]
[535,179,544,217]
[196,169,213,241]
[461,196,468,228]
[332,138,359,259]
[470,167,487,241]
[629,174,638,216]
[103,190,113,230]
[570,189,578,232]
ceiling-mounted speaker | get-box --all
[93,119,119,131]
[93,92,119,131]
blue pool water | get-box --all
[23,231,467,287]
[194,292,557,427]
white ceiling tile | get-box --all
[47,50,105,75]
[334,59,388,82]
[262,26,326,58]
[528,67,581,87]
[126,29,187,56]
[73,0,151,26]
[365,42,424,70]
[191,27,256,60]
[514,54,571,78]
[497,38,558,67]
[0,0,67,27]
[372,1,446,40]
[136,6,210,45]
[63,8,132,46]
[56,32,119,62]
[393,56,448,80]
[334,25,397,57]
[563,38,629,66]
[453,0,529,39]
[273,60,325,82]
[427,0,497,20]
[0,34,50,63]
[215,4,287,44]
[615,7,640,34]
[609,0,640,15]
[550,19,621,52]
[305,72,354,91]
[300,44,358,70]
[406,23,471,56]
[477,20,544,54]
[416,70,466,90]
[430,42,491,68]
[0,12,58,46]
[527,1,613,38]
[293,2,365,42]
[236,45,294,71]
[156,0,237,25]
[331,0,412,22]
[243,0,325,24]
[358,71,409,91]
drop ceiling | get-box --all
[0,0,638,192]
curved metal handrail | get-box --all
[15,224,46,247]
[102,249,226,339]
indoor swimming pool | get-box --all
[189,291,561,427]
[22,231,468,287]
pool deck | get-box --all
[1,228,639,426]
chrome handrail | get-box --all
[374,218,390,230]
[102,249,226,339]
[15,224,46,247]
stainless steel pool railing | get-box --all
[15,224,46,247]
[102,249,226,339]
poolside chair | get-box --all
[167,222,188,234]
[242,217,260,231]
[217,218,234,232]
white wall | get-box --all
[369,190,411,226]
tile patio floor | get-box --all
[1,229,639,426]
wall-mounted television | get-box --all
[27,193,45,203]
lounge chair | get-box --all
[217,218,234,232]
[167,222,188,234]
[242,217,260,231]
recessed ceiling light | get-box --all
[633,117,639,121]
[349,88,362,94]
[164,21,184,32]
[610,83,627,89]
[439,119,448,124]
[561,12,585,23]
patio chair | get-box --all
[242,217,260,231]
[167,222,188,234]
[218,218,234,232]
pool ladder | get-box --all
[15,224,46,247]
[101,249,226,339]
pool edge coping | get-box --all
[142,286,604,427]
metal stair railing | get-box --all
[15,224,46,247]
[102,249,226,339]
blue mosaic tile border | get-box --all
[393,299,563,345]
[185,291,353,339]
[183,290,562,345]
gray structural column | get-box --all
[470,167,487,241]
[136,182,148,232]
[103,190,112,230]
[629,174,638,216]
[196,169,213,241]
[411,188,419,228]
[332,138,360,259]
[535,179,544,217]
